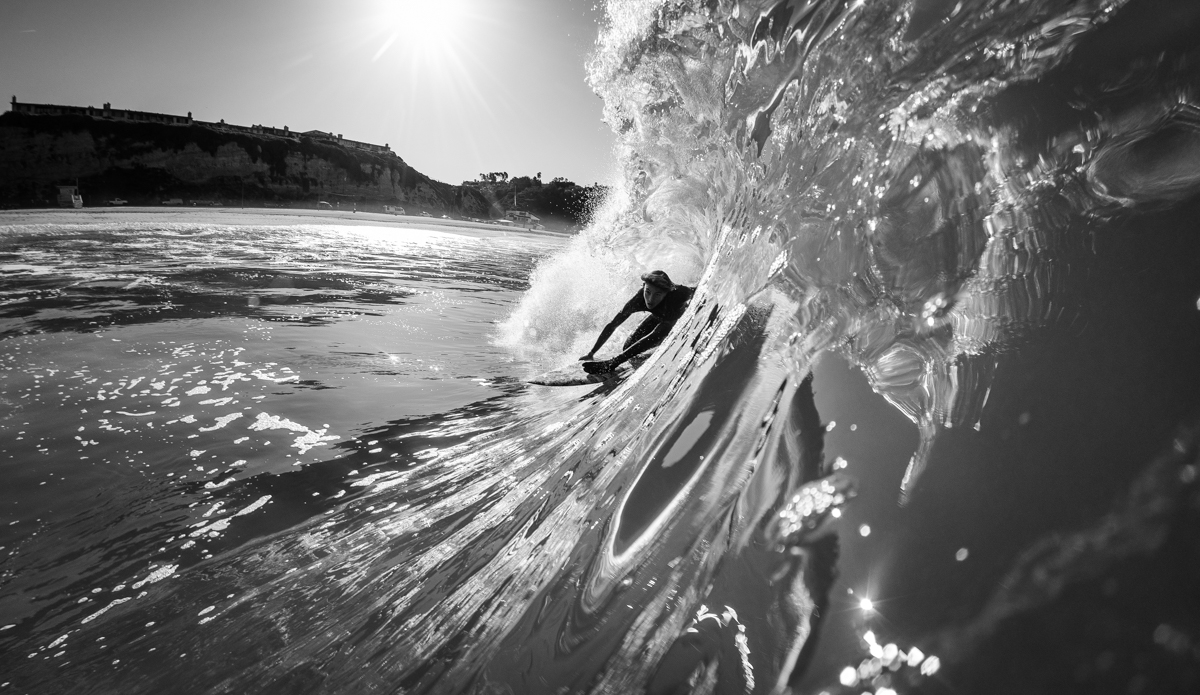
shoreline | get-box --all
[0,206,573,238]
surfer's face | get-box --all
[643,283,668,309]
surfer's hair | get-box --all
[640,270,674,290]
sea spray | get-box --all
[495,180,709,364]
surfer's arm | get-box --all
[613,318,676,363]
[581,313,629,359]
[597,289,692,366]
[580,296,641,359]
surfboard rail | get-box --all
[527,355,647,386]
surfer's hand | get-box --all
[582,359,615,375]
[578,353,595,361]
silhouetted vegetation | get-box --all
[463,172,609,228]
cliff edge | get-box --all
[0,112,459,212]
[0,112,605,229]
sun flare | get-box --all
[364,0,503,168]
[374,0,470,60]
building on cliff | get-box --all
[8,96,393,155]
[11,97,194,126]
[302,130,392,155]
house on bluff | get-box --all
[11,96,193,125]
[8,97,394,155]
[302,130,393,155]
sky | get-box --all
[0,0,617,186]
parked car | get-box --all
[107,198,128,206]
[419,211,433,217]
[161,198,184,206]
[317,201,333,210]
[384,205,406,215]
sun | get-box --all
[373,0,471,60]
[362,0,504,169]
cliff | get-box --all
[0,112,605,229]
[0,111,466,213]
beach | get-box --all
[0,206,572,238]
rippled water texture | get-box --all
[5,0,1200,693]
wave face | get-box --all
[6,1,1200,694]
[579,0,1191,501]
[501,0,1200,690]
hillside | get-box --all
[0,112,606,229]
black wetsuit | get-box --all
[592,285,695,362]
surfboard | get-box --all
[527,356,646,386]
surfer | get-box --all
[580,270,694,374]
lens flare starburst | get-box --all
[365,0,508,170]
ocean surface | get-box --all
[4,0,1200,693]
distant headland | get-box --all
[0,97,607,231]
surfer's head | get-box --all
[640,270,674,308]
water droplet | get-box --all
[859,524,871,537]
[955,547,969,561]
